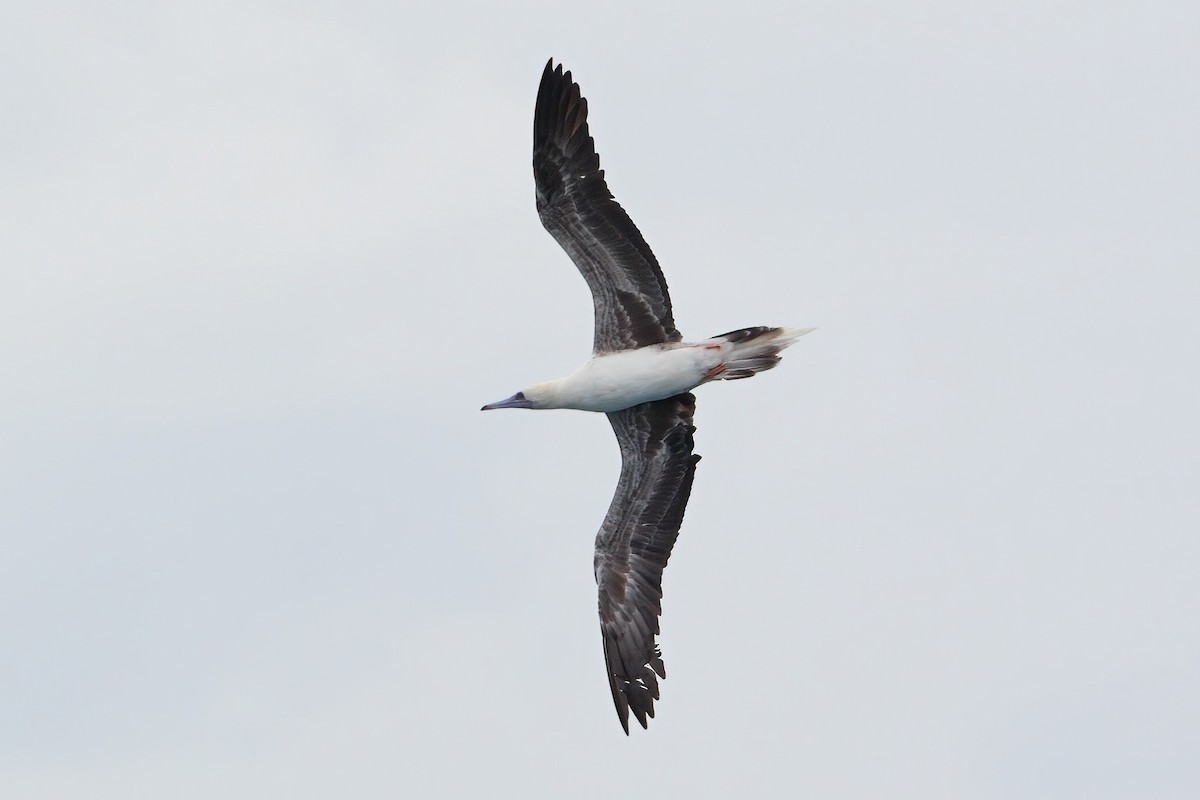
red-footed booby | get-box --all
[482,59,813,733]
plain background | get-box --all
[3,2,1198,798]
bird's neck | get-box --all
[526,378,570,410]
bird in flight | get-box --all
[482,59,813,733]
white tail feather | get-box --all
[709,326,815,380]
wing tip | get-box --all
[603,632,666,735]
[542,57,567,85]
[533,57,595,179]
[609,677,657,735]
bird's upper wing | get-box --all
[533,59,682,354]
[594,392,699,733]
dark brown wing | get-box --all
[594,393,699,733]
[533,59,682,354]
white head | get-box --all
[480,380,564,411]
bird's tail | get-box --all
[706,326,815,380]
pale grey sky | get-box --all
[2,1,1198,798]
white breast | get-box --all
[554,345,720,413]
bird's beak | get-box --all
[481,391,532,411]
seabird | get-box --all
[483,59,813,733]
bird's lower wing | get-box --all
[594,393,699,733]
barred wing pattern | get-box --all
[533,60,682,354]
[594,393,699,732]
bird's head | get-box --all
[481,380,565,411]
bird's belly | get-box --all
[561,346,716,413]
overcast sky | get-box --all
[3,2,1198,798]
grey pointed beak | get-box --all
[481,391,532,411]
